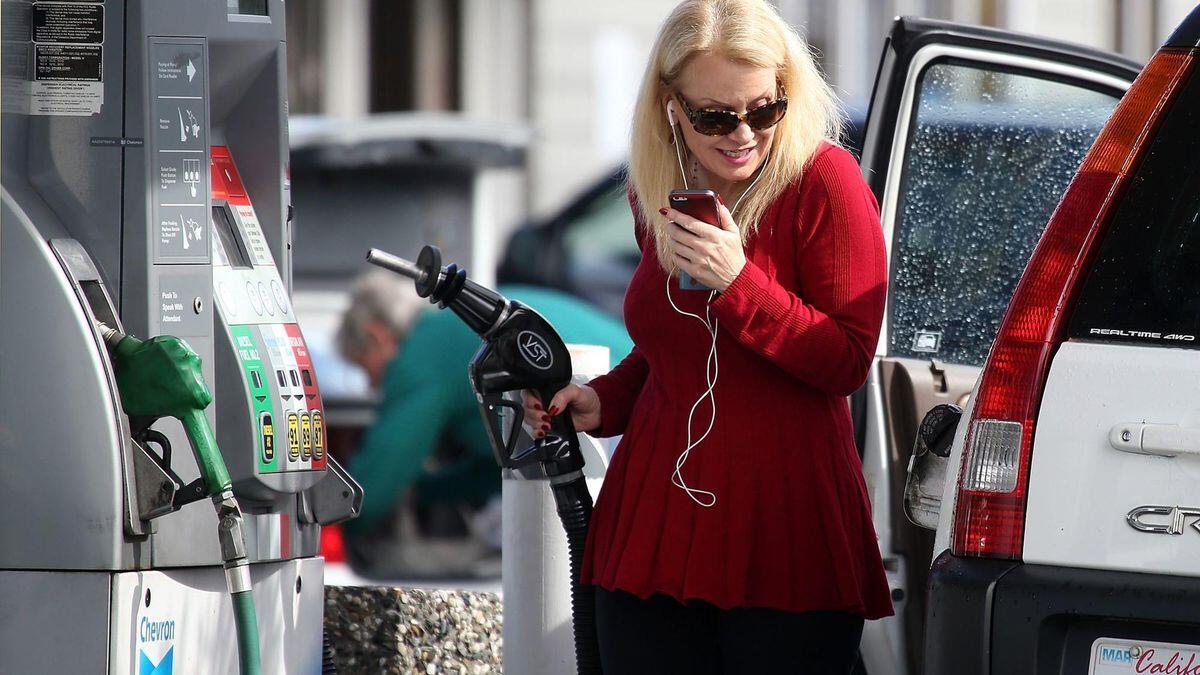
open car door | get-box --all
[853,18,1141,675]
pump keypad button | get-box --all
[259,282,274,316]
[271,279,289,314]
[287,413,300,461]
[260,412,275,462]
[313,412,325,460]
[246,280,264,315]
[300,412,313,460]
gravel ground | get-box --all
[325,585,503,674]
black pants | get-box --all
[594,587,864,675]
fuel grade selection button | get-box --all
[259,411,275,462]
[271,279,289,314]
[287,412,300,461]
[259,281,274,317]
[246,280,263,315]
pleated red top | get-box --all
[582,143,894,619]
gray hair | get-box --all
[336,270,427,361]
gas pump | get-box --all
[0,2,361,673]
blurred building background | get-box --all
[285,0,1196,235]
[290,0,1195,583]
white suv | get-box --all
[904,7,1200,673]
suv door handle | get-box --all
[1109,423,1200,457]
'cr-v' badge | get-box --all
[1126,505,1200,535]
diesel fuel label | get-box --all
[33,3,104,44]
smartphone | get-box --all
[668,189,721,290]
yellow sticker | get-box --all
[300,412,313,460]
[287,413,300,461]
[312,411,325,460]
[260,412,275,462]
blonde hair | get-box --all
[629,0,842,271]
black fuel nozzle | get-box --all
[367,246,583,477]
[366,245,602,673]
[367,246,507,337]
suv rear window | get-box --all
[1068,65,1200,349]
[889,61,1121,366]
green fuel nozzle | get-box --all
[98,323,261,675]
[99,324,231,492]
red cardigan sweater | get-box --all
[582,143,894,619]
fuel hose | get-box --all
[102,325,262,675]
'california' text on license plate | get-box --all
[1090,638,1200,675]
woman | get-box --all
[525,0,892,671]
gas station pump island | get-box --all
[1,1,361,672]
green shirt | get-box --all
[347,285,632,529]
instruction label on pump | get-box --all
[234,205,273,266]
[155,273,208,336]
[150,39,208,263]
[33,3,103,43]
[29,1,105,116]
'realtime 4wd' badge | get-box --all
[1090,638,1200,675]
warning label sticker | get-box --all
[35,44,101,80]
[29,80,101,115]
[29,1,104,116]
[33,3,103,44]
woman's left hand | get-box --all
[661,202,747,292]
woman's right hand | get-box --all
[522,384,602,436]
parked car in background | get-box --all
[904,7,1200,674]
[498,166,633,317]
[501,18,1146,675]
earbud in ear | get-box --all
[665,101,678,144]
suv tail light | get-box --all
[951,49,1197,559]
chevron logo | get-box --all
[139,646,173,675]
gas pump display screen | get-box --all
[213,205,252,269]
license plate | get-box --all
[1090,637,1200,675]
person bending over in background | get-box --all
[338,270,632,578]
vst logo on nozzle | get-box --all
[518,331,554,370]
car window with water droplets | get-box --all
[1069,66,1200,349]
[889,62,1121,365]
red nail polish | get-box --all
[658,208,668,216]
[548,406,559,416]
[533,403,542,410]
[717,194,725,205]
[536,431,544,438]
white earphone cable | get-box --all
[665,118,771,507]
[665,277,720,507]
[672,114,690,192]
